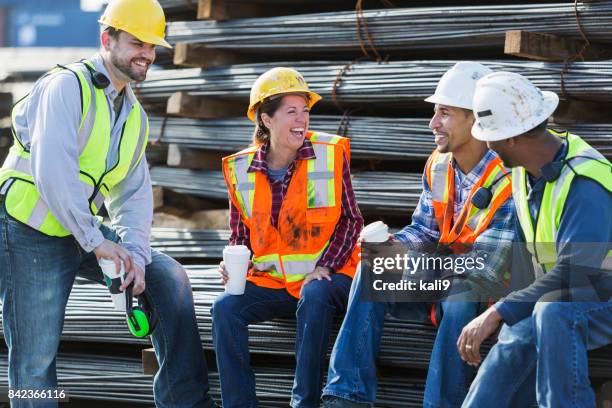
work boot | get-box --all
[321,396,371,408]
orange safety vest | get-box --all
[222,131,360,298]
[425,150,512,253]
[425,150,512,327]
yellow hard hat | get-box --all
[98,0,172,49]
[247,67,322,121]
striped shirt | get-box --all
[394,149,515,290]
[229,138,364,271]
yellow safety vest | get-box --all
[0,60,148,237]
[512,130,612,276]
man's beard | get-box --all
[110,53,147,82]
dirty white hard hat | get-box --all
[424,61,493,110]
[471,71,559,142]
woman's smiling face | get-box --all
[261,94,310,151]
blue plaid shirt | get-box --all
[394,150,515,291]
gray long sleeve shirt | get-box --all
[11,53,153,270]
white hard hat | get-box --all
[471,71,559,142]
[425,61,493,110]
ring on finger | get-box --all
[465,344,473,350]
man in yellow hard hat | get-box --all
[0,1,216,406]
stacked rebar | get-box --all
[150,227,230,259]
[2,266,611,380]
[0,351,426,407]
[150,167,228,200]
[136,60,612,106]
[166,3,612,53]
[149,115,437,160]
[158,0,198,15]
[150,167,423,213]
[149,116,612,160]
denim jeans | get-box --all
[322,269,479,407]
[0,200,214,408]
[463,301,612,408]
[211,274,352,408]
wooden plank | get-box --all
[505,30,612,62]
[0,92,13,118]
[166,92,246,119]
[598,380,612,408]
[198,0,304,21]
[167,144,224,170]
[143,347,207,375]
[152,186,164,210]
[552,99,612,124]
[173,43,249,69]
[153,208,229,229]
[142,348,158,375]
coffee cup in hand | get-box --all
[222,245,251,295]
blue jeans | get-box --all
[322,270,479,407]
[463,301,612,408]
[211,274,352,408]
[0,201,214,408]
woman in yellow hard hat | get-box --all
[213,67,364,407]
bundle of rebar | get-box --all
[149,115,437,160]
[150,167,228,200]
[166,3,612,54]
[150,167,422,213]
[0,351,426,407]
[2,266,611,380]
[150,227,230,259]
[136,60,612,106]
[149,116,612,160]
[158,0,198,15]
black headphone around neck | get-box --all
[540,155,611,182]
[56,62,110,89]
[471,172,509,210]
[82,61,111,89]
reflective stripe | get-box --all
[128,108,148,172]
[27,198,49,230]
[282,259,317,277]
[0,179,14,195]
[77,68,96,154]
[92,191,105,211]
[236,182,255,191]
[253,255,283,278]
[430,154,451,202]
[308,171,334,180]
[308,143,335,208]
[230,154,256,219]
[549,153,598,241]
[3,152,32,175]
[309,131,340,144]
[512,168,535,244]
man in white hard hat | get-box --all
[321,62,516,408]
[0,0,216,406]
[458,71,612,408]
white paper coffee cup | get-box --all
[99,258,127,312]
[360,221,389,243]
[223,245,251,295]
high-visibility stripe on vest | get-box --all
[512,130,612,277]
[0,60,149,237]
[425,150,512,254]
[222,131,359,298]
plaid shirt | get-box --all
[229,138,363,271]
[394,149,515,288]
